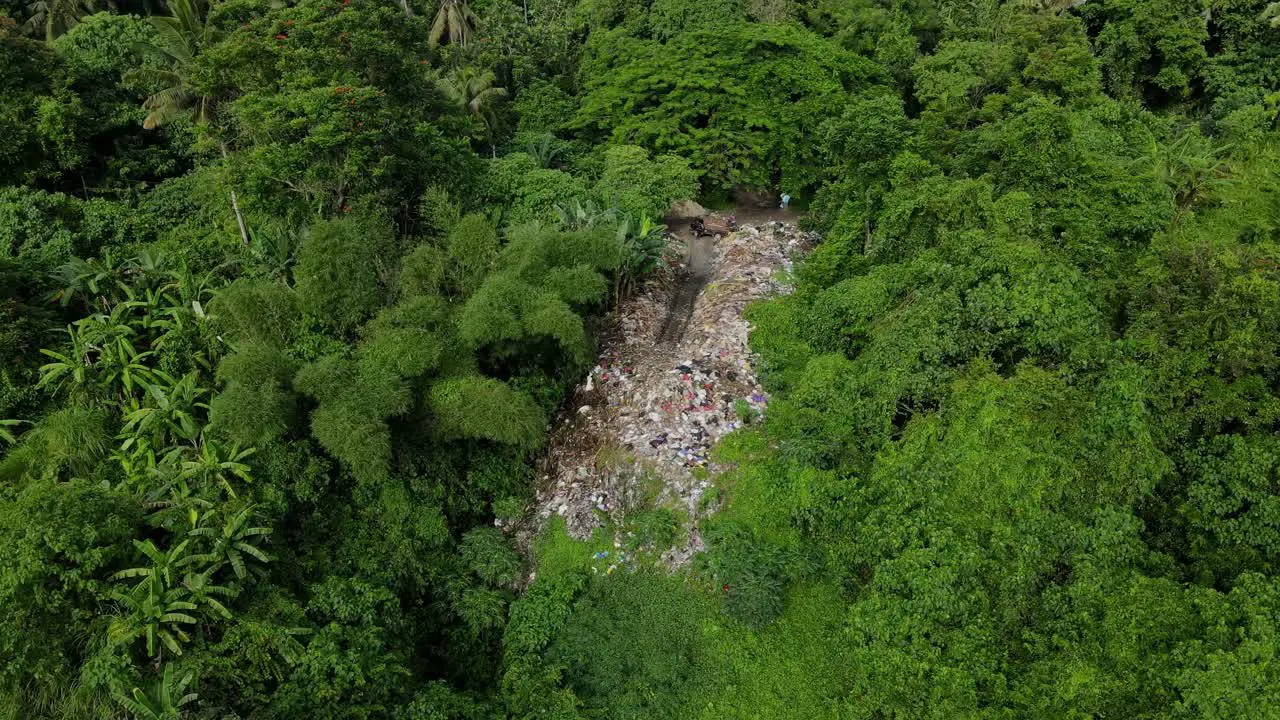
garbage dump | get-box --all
[515,221,815,568]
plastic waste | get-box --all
[522,222,817,566]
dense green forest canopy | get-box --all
[2,0,1280,717]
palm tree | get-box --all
[436,67,507,157]
[189,505,272,579]
[23,0,99,41]
[130,0,220,129]
[130,0,250,245]
[114,662,198,720]
[429,0,478,48]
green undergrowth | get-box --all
[514,468,851,718]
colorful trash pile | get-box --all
[520,222,815,565]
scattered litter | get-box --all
[516,222,815,568]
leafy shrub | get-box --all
[0,188,145,265]
[358,295,452,380]
[595,145,698,220]
[398,244,447,299]
[648,0,744,40]
[428,375,544,449]
[445,213,499,298]
[418,185,461,238]
[575,23,885,192]
[484,153,589,226]
[0,479,142,686]
[53,12,155,78]
[459,225,620,370]
[294,354,412,482]
[212,279,302,348]
[293,213,397,334]
[542,571,716,720]
[211,342,299,446]
[512,79,576,136]
[460,527,521,587]
[626,508,678,550]
[702,523,800,628]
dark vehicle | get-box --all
[690,213,737,237]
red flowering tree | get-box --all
[195,0,479,222]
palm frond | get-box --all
[147,15,195,63]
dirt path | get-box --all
[656,233,714,346]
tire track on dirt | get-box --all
[656,233,714,346]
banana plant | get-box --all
[126,247,171,277]
[53,252,131,310]
[158,259,219,327]
[522,132,564,169]
[137,286,181,338]
[100,342,157,400]
[139,444,205,506]
[111,431,164,494]
[181,569,236,620]
[112,539,202,590]
[120,372,210,449]
[245,217,304,280]
[87,305,160,393]
[613,212,668,304]
[108,574,199,658]
[555,197,615,231]
[114,662,198,720]
[39,301,159,400]
[180,438,254,499]
[37,325,97,396]
[189,505,272,580]
[144,488,214,533]
[160,257,220,306]
[0,419,28,445]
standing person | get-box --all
[780,192,791,209]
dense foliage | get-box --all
[3,0,1280,718]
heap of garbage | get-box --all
[519,221,815,567]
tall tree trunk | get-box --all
[220,142,251,246]
[400,0,412,17]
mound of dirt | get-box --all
[667,198,709,219]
